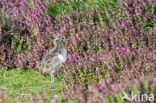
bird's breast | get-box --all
[57,53,67,63]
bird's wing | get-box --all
[49,47,58,54]
[44,52,57,61]
[48,56,61,68]
[41,54,61,70]
[39,47,60,71]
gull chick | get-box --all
[38,34,68,83]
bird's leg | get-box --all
[51,73,54,83]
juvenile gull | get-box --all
[38,34,68,83]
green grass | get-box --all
[0,69,63,103]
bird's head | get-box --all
[55,34,69,43]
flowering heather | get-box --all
[0,0,53,69]
[61,76,156,103]
[61,0,156,86]
[28,76,156,102]
[0,0,156,102]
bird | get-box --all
[38,34,68,83]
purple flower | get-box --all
[0,91,6,98]
[37,91,43,100]
[30,93,35,103]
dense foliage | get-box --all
[0,0,155,102]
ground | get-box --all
[0,69,63,103]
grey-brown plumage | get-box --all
[38,34,68,83]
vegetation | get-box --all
[0,70,63,102]
[0,0,155,102]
